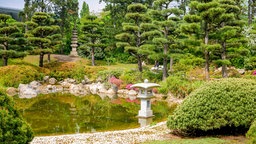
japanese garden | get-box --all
[0,0,256,143]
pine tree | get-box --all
[213,0,243,78]
[150,0,183,80]
[115,3,156,72]
[80,1,90,18]
[79,15,106,66]
[27,12,60,67]
[0,14,27,66]
[182,1,227,80]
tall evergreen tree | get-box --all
[150,0,183,80]
[182,0,228,80]
[27,12,60,67]
[80,1,90,18]
[0,14,27,66]
[79,15,106,66]
[115,3,158,72]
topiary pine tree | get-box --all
[149,0,183,80]
[182,0,234,80]
[27,12,61,67]
[79,15,107,66]
[212,0,245,78]
[0,92,34,143]
[0,14,27,66]
[116,3,158,72]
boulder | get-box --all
[29,81,41,89]
[64,78,76,84]
[70,84,89,96]
[18,84,37,98]
[43,76,50,83]
[60,81,71,88]
[128,90,137,96]
[49,78,57,85]
[6,87,18,96]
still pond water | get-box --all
[14,93,172,136]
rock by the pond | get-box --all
[128,90,138,96]
[29,81,41,89]
[49,78,57,85]
[6,87,18,96]
[70,84,89,96]
[43,76,50,83]
[64,78,76,84]
[19,84,37,98]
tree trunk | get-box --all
[163,57,168,80]
[204,23,210,80]
[91,47,95,66]
[221,42,228,78]
[47,53,51,63]
[249,0,252,25]
[39,53,44,67]
[2,55,8,66]
[138,56,143,72]
[170,57,173,72]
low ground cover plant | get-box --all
[167,78,256,136]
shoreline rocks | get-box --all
[11,77,139,99]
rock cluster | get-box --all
[7,76,138,99]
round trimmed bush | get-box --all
[0,92,34,143]
[246,120,256,144]
[167,78,256,136]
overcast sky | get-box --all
[0,0,106,13]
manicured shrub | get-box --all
[0,65,41,87]
[167,78,256,136]
[0,92,34,143]
[246,120,256,144]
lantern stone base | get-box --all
[137,115,154,127]
[138,109,153,118]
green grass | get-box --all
[144,137,243,144]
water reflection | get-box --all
[15,93,171,136]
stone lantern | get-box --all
[131,79,160,127]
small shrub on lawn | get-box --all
[246,120,256,144]
[167,78,256,136]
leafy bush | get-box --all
[167,78,256,136]
[119,69,142,85]
[246,120,256,144]
[0,92,34,143]
[97,69,123,82]
[158,75,203,98]
[0,65,41,87]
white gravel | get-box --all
[31,121,170,144]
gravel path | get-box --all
[31,121,170,144]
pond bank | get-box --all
[31,121,170,144]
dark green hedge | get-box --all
[247,120,256,144]
[167,78,256,136]
[0,92,34,143]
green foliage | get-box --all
[0,93,34,143]
[97,70,123,82]
[0,65,41,87]
[247,120,256,144]
[167,78,256,136]
[245,57,256,70]
[119,70,142,85]
[158,75,203,98]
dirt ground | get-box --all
[53,54,81,62]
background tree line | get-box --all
[1,0,256,80]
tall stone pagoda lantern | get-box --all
[69,29,79,57]
[131,79,160,127]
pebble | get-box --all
[31,121,170,144]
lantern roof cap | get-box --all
[131,79,160,89]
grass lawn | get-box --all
[144,136,247,144]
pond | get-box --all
[14,93,174,136]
